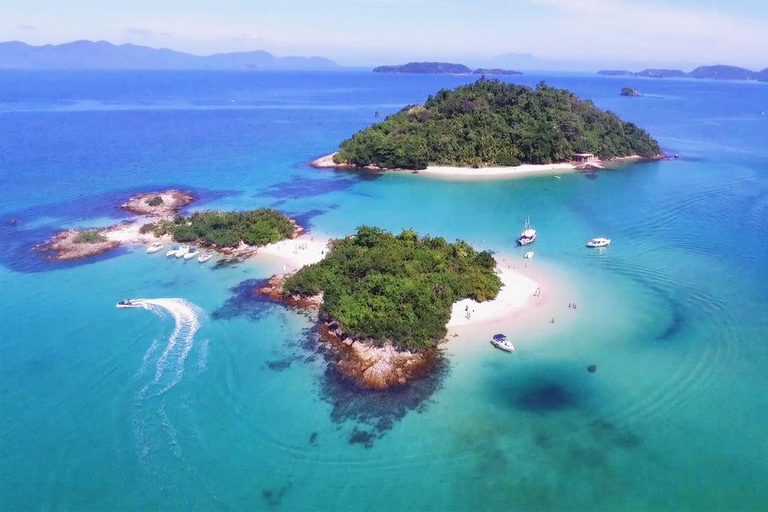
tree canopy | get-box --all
[334,79,661,170]
[283,226,502,350]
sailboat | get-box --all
[518,217,537,246]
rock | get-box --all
[36,229,120,261]
[121,189,195,217]
[588,364,597,373]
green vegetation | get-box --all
[373,62,472,74]
[334,79,661,170]
[473,68,523,76]
[146,195,164,207]
[139,222,156,234]
[74,230,106,244]
[284,226,502,350]
[164,209,294,247]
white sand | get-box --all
[256,234,331,272]
[447,266,539,328]
[419,162,576,179]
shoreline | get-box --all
[310,152,662,180]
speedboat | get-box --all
[116,299,143,308]
[183,248,200,260]
[586,237,611,248]
[554,175,562,180]
[166,244,180,257]
[146,242,164,254]
[491,333,516,352]
[198,252,213,263]
[524,251,535,259]
[174,245,190,258]
[518,217,537,246]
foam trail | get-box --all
[131,298,203,398]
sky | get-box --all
[1,0,767,69]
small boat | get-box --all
[586,237,611,248]
[554,175,561,180]
[198,252,213,263]
[146,242,164,254]
[524,251,535,259]
[116,299,143,308]
[183,248,200,260]
[166,244,180,257]
[518,217,537,246]
[174,245,190,258]
[491,333,516,352]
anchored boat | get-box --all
[586,237,611,248]
[146,242,164,253]
[491,333,516,352]
[518,217,537,246]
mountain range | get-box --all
[598,65,768,82]
[0,40,339,70]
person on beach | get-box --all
[551,318,555,323]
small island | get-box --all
[261,226,507,388]
[373,62,472,74]
[598,65,768,82]
[37,190,301,261]
[473,68,523,76]
[312,79,661,175]
[620,87,642,97]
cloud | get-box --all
[16,24,37,31]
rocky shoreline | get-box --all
[258,273,435,389]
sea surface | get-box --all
[1,70,767,511]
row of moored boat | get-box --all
[146,242,213,263]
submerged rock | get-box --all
[587,364,597,373]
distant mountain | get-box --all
[597,65,767,82]
[473,68,523,76]
[0,40,339,70]
[372,62,471,74]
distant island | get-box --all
[373,62,472,74]
[0,40,338,70]
[262,226,503,388]
[473,68,523,76]
[620,87,642,97]
[313,79,660,172]
[37,190,302,261]
[598,64,768,82]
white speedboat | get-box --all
[586,237,611,248]
[183,248,200,260]
[166,244,180,257]
[116,299,143,308]
[198,252,213,263]
[146,242,164,254]
[524,251,535,259]
[174,245,190,258]
[554,175,562,180]
[491,333,516,352]
[518,217,537,246]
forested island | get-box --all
[373,62,472,74]
[325,79,660,170]
[599,65,768,82]
[263,226,502,387]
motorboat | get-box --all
[554,175,562,180]
[524,251,535,259]
[586,237,611,248]
[198,252,213,263]
[491,333,516,352]
[518,217,537,246]
[183,248,200,260]
[146,242,164,254]
[166,244,180,257]
[174,245,190,258]
[116,299,143,308]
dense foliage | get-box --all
[373,62,472,74]
[155,209,294,247]
[335,79,661,170]
[284,226,502,350]
[74,230,106,244]
[473,68,523,76]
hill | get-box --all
[0,40,338,70]
[333,79,660,170]
[373,62,471,74]
[597,64,767,82]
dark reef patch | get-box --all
[348,427,377,448]
[261,483,292,508]
[582,172,599,180]
[516,382,577,413]
[212,257,245,270]
[255,174,366,200]
[287,207,335,231]
[212,278,281,322]
[589,419,642,449]
[309,432,318,445]
[266,358,293,372]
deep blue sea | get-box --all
[1,70,767,511]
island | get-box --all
[620,87,642,97]
[37,190,302,261]
[598,64,768,82]
[260,226,510,388]
[473,68,523,76]
[373,62,472,74]
[312,79,661,175]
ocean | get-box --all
[1,70,767,511]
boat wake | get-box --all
[131,298,204,398]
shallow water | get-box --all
[1,70,767,511]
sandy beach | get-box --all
[419,162,576,179]
[255,234,331,272]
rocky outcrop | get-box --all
[121,189,195,217]
[37,229,119,260]
[310,153,385,172]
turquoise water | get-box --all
[1,71,767,511]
